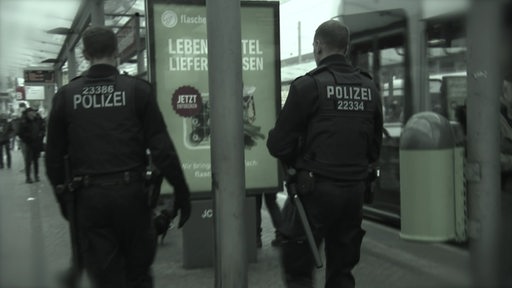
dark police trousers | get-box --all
[281,179,365,288]
[76,180,157,288]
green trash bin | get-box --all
[399,112,457,241]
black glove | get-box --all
[172,194,191,228]
[153,193,191,236]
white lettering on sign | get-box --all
[168,38,265,71]
[201,209,213,218]
[194,170,211,178]
[241,39,263,55]
[242,57,263,71]
[170,57,208,71]
[176,94,199,109]
[177,94,197,104]
[169,38,208,55]
[181,14,207,25]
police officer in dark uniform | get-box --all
[45,27,191,288]
[267,20,383,288]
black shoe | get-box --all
[35,176,40,182]
[26,179,33,184]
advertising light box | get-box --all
[23,69,55,84]
[25,86,45,100]
[147,0,281,197]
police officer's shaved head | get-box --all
[314,20,350,53]
[313,20,350,65]
[82,26,117,60]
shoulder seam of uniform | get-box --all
[70,75,83,82]
[306,65,329,76]
[359,69,373,80]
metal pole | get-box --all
[91,0,105,27]
[404,9,428,121]
[372,37,380,87]
[55,69,63,89]
[466,0,503,287]
[206,0,247,287]
[134,13,145,77]
[67,47,78,80]
[298,21,302,64]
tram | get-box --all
[279,0,470,225]
[342,0,469,224]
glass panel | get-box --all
[348,23,406,217]
[380,47,405,125]
[280,84,290,107]
[426,15,467,122]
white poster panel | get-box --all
[25,86,45,100]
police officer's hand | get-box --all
[172,196,191,228]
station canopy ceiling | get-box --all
[0,0,333,86]
[0,0,144,80]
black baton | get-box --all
[64,155,83,287]
[286,167,323,268]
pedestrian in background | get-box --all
[18,107,45,182]
[9,115,21,151]
[267,20,383,288]
[256,192,283,247]
[0,113,13,169]
[45,26,191,288]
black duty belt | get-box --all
[313,172,362,184]
[77,170,145,187]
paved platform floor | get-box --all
[0,149,472,287]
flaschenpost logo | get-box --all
[162,10,178,28]
[161,10,207,28]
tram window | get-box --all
[429,79,443,115]
[380,47,405,124]
[280,84,290,107]
[427,14,467,121]
[340,9,407,126]
[350,42,406,126]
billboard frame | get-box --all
[146,0,282,199]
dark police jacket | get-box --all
[267,55,383,181]
[45,64,189,194]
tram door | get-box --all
[340,9,408,219]
[340,9,468,221]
